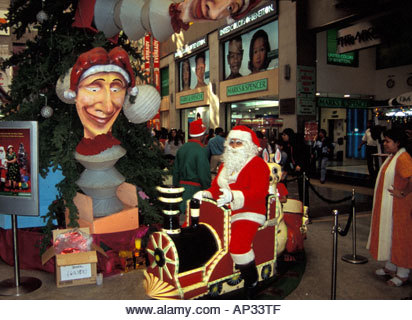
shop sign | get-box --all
[297,66,316,115]
[227,79,268,96]
[396,91,412,106]
[317,97,371,108]
[337,22,381,54]
[297,98,316,115]
[180,92,204,104]
[175,37,207,59]
[327,29,358,67]
[218,3,277,38]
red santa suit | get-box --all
[204,128,270,266]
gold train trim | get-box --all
[143,271,180,300]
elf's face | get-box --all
[76,72,127,139]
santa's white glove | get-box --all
[193,191,204,203]
[217,188,232,207]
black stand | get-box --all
[0,215,42,296]
[331,210,339,300]
[342,189,368,264]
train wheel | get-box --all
[146,232,178,282]
[261,264,272,280]
[208,282,223,297]
[227,273,242,286]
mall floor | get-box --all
[0,174,411,301]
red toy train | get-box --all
[143,179,308,300]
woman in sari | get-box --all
[367,128,412,287]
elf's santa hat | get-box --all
[189,119,207,137]
[64,47,137,101]
[58,46,160,125]
[227,125,260,149]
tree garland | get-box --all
[1,1,168,253]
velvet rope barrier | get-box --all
[304,175,352,204]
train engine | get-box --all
[143,179,307,300]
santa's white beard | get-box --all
[222,144,255,176]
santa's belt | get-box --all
[180,180,201,187]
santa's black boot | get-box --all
[237,261,259,299]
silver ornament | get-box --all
[41,105,53,118]
[36,10,48,23]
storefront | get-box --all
[317,96,373,160]
[218,4,280,139]
[174,37,212,141]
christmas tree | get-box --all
[1,0,168,251]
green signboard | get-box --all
[227,79,268,97]
[317,97,371,109]
[160,67,169,97]
[327,29,358,67]
[180,92,204,104]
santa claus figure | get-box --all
[195,125,270,298]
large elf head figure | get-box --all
[58,46,160,147]
[64,47,138,139]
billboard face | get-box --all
[223,20,278,80]
[179,50,210,92]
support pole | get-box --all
[302,172,306,208]
[342,189,368,264]
[331,209,339,300]
[0,215,42,296]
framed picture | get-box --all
[0,121,39,216]
[0,10,9,36]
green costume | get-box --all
[173,139,211,214]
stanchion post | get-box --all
[342,189,368,264]
[331,209,339,300]
[0,215,42,296]
[302,172,306,208]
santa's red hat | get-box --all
[64,47,137,100]
[227,125,260,148]
[189,119,207,137]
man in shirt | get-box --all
[358,120,379,179]
[207,127,226,174]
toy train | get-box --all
[143,175,308,299]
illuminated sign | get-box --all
[337,22,381,54]
[227,79,268,96]
[317,97,371,108]
[327,29,358,67]
[175,37,207,59]
[180,92,204,104]
[218,3,277,38]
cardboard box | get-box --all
[66,182,139,234]
[41,228,107,288]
